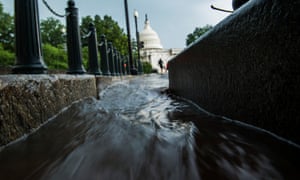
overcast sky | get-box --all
[1,0,232,49]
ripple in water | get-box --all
[0,74,299,180]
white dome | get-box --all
[139,18,163,49]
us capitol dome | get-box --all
[139,15,163,50]
[139,15,182,72]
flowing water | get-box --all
[0,74,299,180]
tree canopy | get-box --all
[40,17,66,47]
[81,15,128,55]
[0,2,14,51]
[186,25,213,46]
[0,1,14,67]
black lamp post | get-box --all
[13,0,47,74]
[134,10,143,75]
[123,0,137,75]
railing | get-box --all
[13,0,141,76]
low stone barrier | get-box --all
[169,0,300,144]
[0,75,97,146]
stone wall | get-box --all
[0,75,97,146]
[169,0,300,144]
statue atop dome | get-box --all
[145,14,148,23]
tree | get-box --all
[0,1,14,51]
[40,17,66,47]
[81,15,128,55]
[186,25,213,46]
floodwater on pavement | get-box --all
[0,74,299,180]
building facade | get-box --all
[139,15,182,72]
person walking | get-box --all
[158,58,164,74]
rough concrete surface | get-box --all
[169,0,300,144]
[0,74,97,146]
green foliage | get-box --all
[42,44,67,70]
[41,17,66,47]
[186,25,213,46]
[0,1,127,71]
[142,61,152,74]
[0,44,14,66]
[0,1,14,51]
[0,1,17,66]
[81,15,128,55]
[81,46,89,70]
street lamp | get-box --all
[134,10,143,74]
[123,0,137,75]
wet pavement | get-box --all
[0,74,299,180]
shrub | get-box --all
[0,44,14,66]
[142,61,152,74]
[42,44,68,70]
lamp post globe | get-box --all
[134,9,139,18]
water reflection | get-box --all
[0,74,299,180]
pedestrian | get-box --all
[158,58,164,73]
